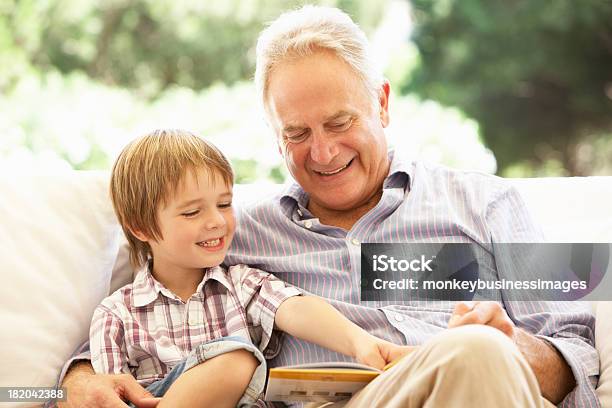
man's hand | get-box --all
[59,361,161,408]
[448,301,515,337]
[447,301,576,403]
[353,335,414,371]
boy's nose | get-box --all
[205,210,226,230]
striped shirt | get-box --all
[89,262,300,386]
[225,151,599,408]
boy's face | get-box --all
[145,168,235,277]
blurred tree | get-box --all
[0,0,386,97]
[404,0,612,175]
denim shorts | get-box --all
[131,336,266,407]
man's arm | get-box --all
[481,185,597,404]
[513,328,575,404]
[58,361,159,408]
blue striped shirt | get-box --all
[225,150,599,408]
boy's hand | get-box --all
[353,335,414,371]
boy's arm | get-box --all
[89,305,131,375]
[274,296,412,369]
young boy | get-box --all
[90,129,410,408]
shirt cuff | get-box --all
[536,335,600,407]
[46,342,92,408]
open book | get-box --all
[264,360,401,402]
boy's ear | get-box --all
[128,226,150,243]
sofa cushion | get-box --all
[0,171,121,406]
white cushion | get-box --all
[511,176,612,243]
[0,171,121,407]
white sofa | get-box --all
[0,171,611,407]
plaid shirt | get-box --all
[89,263,301,386]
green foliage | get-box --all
[406,0,612,175]
[0,0,386,97]
[0,70,496,180]
[0,0,503,180]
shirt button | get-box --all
[304,220,312,229]
[394,314,404,322]
[351,238,360,246]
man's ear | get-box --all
[378,80,391,128]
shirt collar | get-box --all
[132,261,234,307]
[279,148,413,214]
[132,261,164,307]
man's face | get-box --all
[265,50,390,214]
[145,169,235,278]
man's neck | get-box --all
[308,188,383,231]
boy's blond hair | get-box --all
[110,129,233,268]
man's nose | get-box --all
[204,209,226,230]
[309,132,339,165]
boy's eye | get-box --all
[218,202,232,209]
[182,210,200,218]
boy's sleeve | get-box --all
[230,265,302,356]
[89,304,131,375]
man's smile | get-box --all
[313,158,354,176]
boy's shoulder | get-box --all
[223,263,276,283]
[96,268,155,319]
[96,282,138,318]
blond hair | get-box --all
[110,129,233,268]
[255,5,383,108]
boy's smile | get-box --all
[196,237,226,251]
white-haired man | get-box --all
[58,6,598,408]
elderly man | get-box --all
[58,5,598,408]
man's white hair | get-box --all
[255,5,384,109]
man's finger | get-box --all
[116,375,160,408]
[449,301,498,327]
[448,301,477,327]
[133,398,162,408]
[454,301,476,315]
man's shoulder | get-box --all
[414,160,512,199]
[234,184,287,217]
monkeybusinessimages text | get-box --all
[369,255,587,294]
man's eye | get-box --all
[182,210,199,218]
[284,131,308,144]
[218,202,232,209]
[329,118,352,131]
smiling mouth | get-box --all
[314,159,354,176]
[196,238,223,248]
